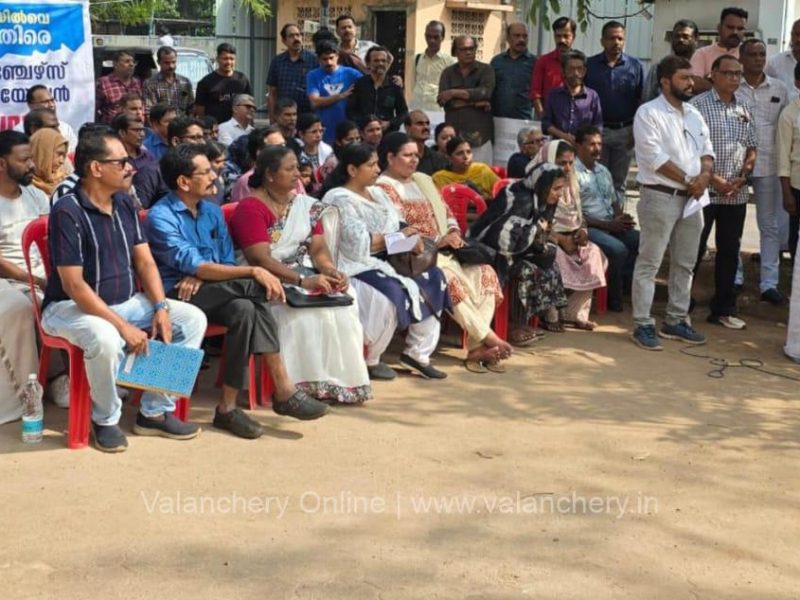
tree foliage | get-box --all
[235,0,272,20]
[89,0,178,27]
[528,0,593,32]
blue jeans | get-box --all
[588,227,640,307]
[41,293,207,426]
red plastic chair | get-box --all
[490,165,507,178]
[491,178,516,199]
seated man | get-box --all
[41,131,208,453]
[404,110,448,176]
[507,126,545,178]
[146,144,329,439]
[218,94,256,146]
[574,125,639,312]
[143,103,177,161]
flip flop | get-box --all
[464,359,489,373]
[564,319,597,331]
[485,361,506,374]
[509,327,539,347]
[541,320,565,333]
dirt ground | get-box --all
[1,256,799,600]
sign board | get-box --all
[0,0,93,133]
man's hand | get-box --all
[119,322,149,355]
[338,85,354,100]
[606,216,628,234]
[438,231,464,249]
[252,266,285,302]
[784,191,797,215]
[687,173,711,199]
[151,308,172,344]
[174,276,203,302]
[437,89,460,105]
[726,176,747,198]
[391,75,403,88]
[558,233,578,254]
[34,276,47,291]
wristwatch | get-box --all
[153,299,170,313]
[683,174,693,185]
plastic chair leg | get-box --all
[175,397,189,421]
[214,339,227,388]
[66,349,90,450]
[259,356,273,406]
[247,354,257,410]
[37,346,51,388]
[595,286,608,315]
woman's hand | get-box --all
[557,233,577,254]
[412,238,425,255]
[437,231,464,249]
[301,274,334,293]
[401,226,419,237]
[573,228,589,246]
[322,267,349,291]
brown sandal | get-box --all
[541,319,565,333]
[564,319,597,331]
[464,359,489,373]
[509,327,538,347]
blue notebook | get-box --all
[116,340,204,398]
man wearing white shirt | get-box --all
[217,94,256,146]
[14,85,77,157]
[631,55,715,351]
[411,21,456,112]
[766,19,800,99]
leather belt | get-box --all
[603,120,633,130]
[641,184,688,197]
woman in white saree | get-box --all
[229,146,371,404]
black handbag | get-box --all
[387,237,438,278]
[444,239,497,266]
[282,284,354,309]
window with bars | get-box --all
[296,4,354,49]
[450,9,488,60]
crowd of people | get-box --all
[1,8,799,451]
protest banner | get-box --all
[0,0,93,133]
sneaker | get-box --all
[659,321,706,345]
[92,422,128,453]
[133,412,201,440]
[631,325,663,351]
[367,362,397,380]
[48,374,70,408]
[761,288,788,306]
[399,353,448,379]
[707,314,746,330]
[273,390,329,420]
[212,407,264,439]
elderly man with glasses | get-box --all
[507,126,545,177]
[218,94,256,146]
[14,85,77,156]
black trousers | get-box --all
[169,278,280,389]
[701,203,747,317]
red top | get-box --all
[229,197,323,251]
[529,49,564,105]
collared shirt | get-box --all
[347,75,409,130]
[541,85,603,137]
[633,94,715,189]
[131,145,157,173]
[777,97,800,189]
[267,49,318,114]
[44,186,145,309]
[411,50,456,111]
[690,43,739,78]
[143,129,169,161]
[143,72,194,116]
[691,89,757,204]
[132,163,169,208]
[96,73,143,124]
[306,65,364,145]
[585,52,643,124]
[529,48,564,107]
[145,192,235,291]
[490,50,536,119]
[417,145,449,176]
[575,157,616,220]
[439,61,495,147]
[218,118,254,146]
[766,50,799,100]
[735,74,789,177]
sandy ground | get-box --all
[2,257,800,599]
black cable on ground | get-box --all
[679,347,800,382]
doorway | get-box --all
[372,10,407,79]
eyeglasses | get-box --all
[716,69,743,79]
[238,104,257,110]
[97,157,134,169]
[180,134,206,142]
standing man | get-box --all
[335,14,374,75]
[643,20,698,103]
[404,110,448,175]
[347,46,409,132]
[306,40,362,146]
[574,125,639,312]
[411,21,456,112]
[146,145,329,438]
[143,46,194,116]
[767,18,800,99]
[529,17,576,119]
[691,55,756,330]
[541,50,603,145]
[195,43,252,125]
[14,85,77,156]
[777,62,800,263]
[96,50,143,124]
[267,23,317,120]
[438,35,495,164]
[690,7,748,94]
[490,22,536,120]
[585,21,644,196]
[736,38,790,305]
[631,55,714,350]
[217,94,256,146]
[40,132,207,452]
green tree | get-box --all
[89,0,178,27]
[528,0,593,31]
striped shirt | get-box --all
[43,186,146,309]
[143,72,194,115]
[691,88,757,205]
[734,74,789,177]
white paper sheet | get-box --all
[682,190,710,219]
[385,232,420,254]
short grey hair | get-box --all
[233,94,255,107]
[517,126,540,149]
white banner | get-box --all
[0,0,93,133]
[493,116,541,166]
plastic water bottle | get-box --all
[21,374,43,444]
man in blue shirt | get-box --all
[146,145,329,439]
[490,22,536,120]
[41,132,207,452]
[267,23,318,119]
[574,126,639,312]
[585,21,644,195]
[306,40,363,145]
[142,103,176,161]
